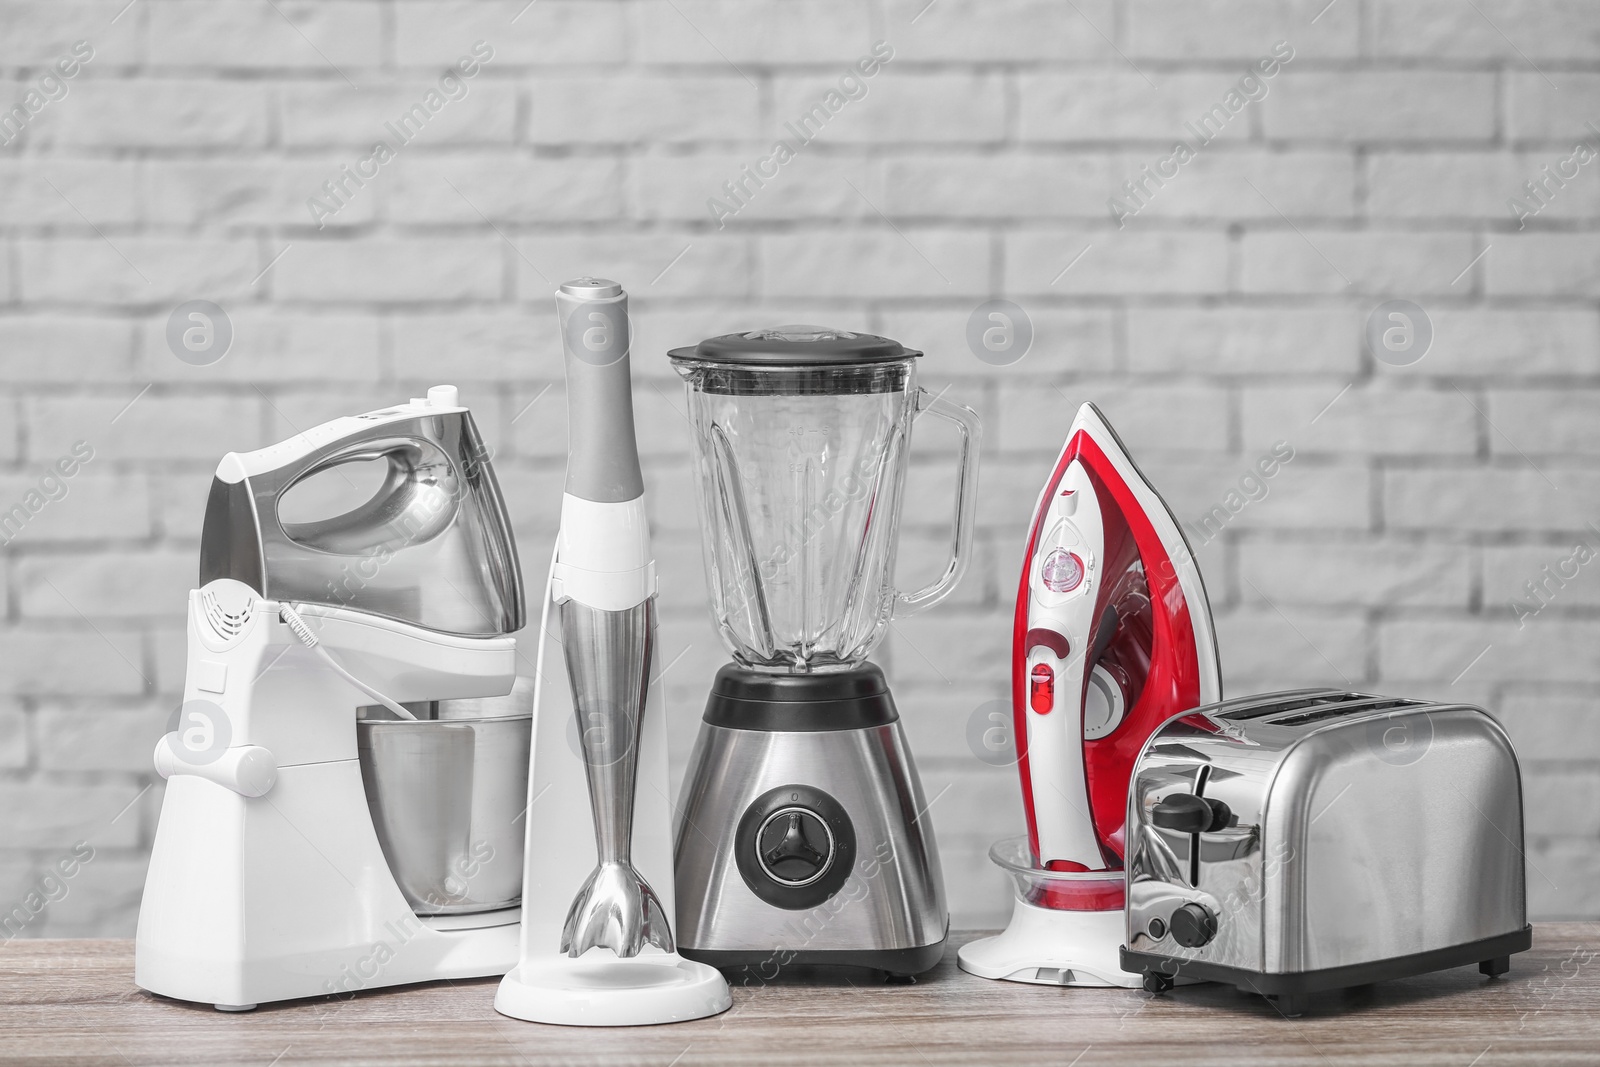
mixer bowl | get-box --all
[356,712,531,915]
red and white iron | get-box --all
[959,402,1221,986]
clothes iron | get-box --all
[668,327,981,979]
[495,278,730,1026]
[958,402,1222,987]
[136,386,530,1010]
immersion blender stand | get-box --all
[495,278,729,1026]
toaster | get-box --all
[1120,689,1531,1016]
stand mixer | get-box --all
[668,327,981,977]
[135,386,529,1010]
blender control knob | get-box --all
[1170,903,1218,948]
[756,807,834,886]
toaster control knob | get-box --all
[1170,903,1218,948]
[1151,793,1232,834]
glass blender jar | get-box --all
[669,326,980,976]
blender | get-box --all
[669,326,981,977]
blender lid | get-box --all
[669,325,921,366]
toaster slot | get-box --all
[1216,691,1370,721]
[1265,696,1422,727]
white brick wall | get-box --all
[0,0,1596,939]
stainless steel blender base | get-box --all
[672,666,947,976]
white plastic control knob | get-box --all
[153,736,278,798]
[427,384,460,408]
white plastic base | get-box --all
[494,953,731,1026]
[958,897,1141,987]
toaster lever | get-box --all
[1151,794,1231,834]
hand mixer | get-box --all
[959,402,1222,987]
[495,279,730,1026]
[136,386,529,1010]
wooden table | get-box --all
[2,927,1597,1065]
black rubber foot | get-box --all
[1271,994,1308,1018]
[1142,971,1174,994]
[1480,955,1511,978]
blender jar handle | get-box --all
[895,387,982,616]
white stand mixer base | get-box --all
[958,897,1141,988]
[495,954,730,1026]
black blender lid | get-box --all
[668,325,921,366]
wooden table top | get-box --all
[1,926,1596,1066]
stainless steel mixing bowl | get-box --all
[356,711,531,915]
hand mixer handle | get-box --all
[894,387,982,616]
[555,278,644,505]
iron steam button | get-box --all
[1170,903,1218,948]
[755,806,835,887]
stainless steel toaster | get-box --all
[1120,689,1531,1016]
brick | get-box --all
[0,472,150,544]
[1002,379,1229,455]
[1238,231,1476,295]
[0,4,130,64]
[36,854,148,938]
[25,393,262,463]
[0,316,132,382]
[901,0,1112,61]
[1373,1,1600,60]
[1264,73,1496,141]
[1377,617,1600,683]
[1021,73,1257,143]
[882,151,1114,220]
[0,159,140,226]
[0,624,148,697]
[887,611,1010,687]
[0,781,144,848]
[16,238,258,305]
[42,81,269,149]
[281,84,518,148]
[136,311,382,383]
[272,239,503,302]
[1007,229,1229,296]
[1367,151,1600,222]
[259,386,415,444]
[36,701,169,772]
[0,402,16,461]
[1240,538,1472,608]
[1526,772,1600,836]
[640,149,883,226]
[516,232,749,301]
[494,467,566,535]
[397,1,625,65]
[1484,542,1600,613]
[1509,73,1600,141]
[632,0,874,64]
[387,152,624,223]
[1127,2,1358,59]
[770,73,1005,145]
[1527,838,1600,919]
[1152,457,1371,533]
[17,550,194,619]
[894,684,1011,763]
[147,1,381,69]
[1127,306,1361,376]
[1491,389,1600,457]
[760,230,988,298]
[1421,308,1600,376]
[1499,688,1600,761]
[0,703,25,769]
[1215,607,1368,686]
[143,160,377,228]
[394,313,547,383]
[1488,234,1600,297]
[527,75,759,144]
[1117,149,1357,223]
[1387,468,1600,533]
[1242,384,1478,456]
[879,306,1116,379]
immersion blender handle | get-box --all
[555,278,644,505]
[895,387,982,616]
